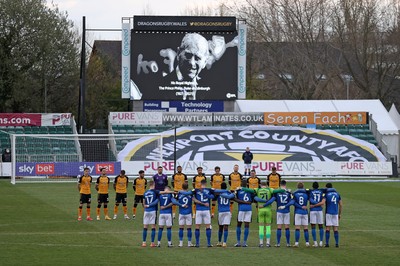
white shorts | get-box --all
[310,211,324,224]
[295,214,309,226]
[244,164,251,170]
[158,213,172,227]
[179,214,192,226]
[238,211,252,223]
[143,211,156,225]
[195,210,211,225]
[277,212,290,225]
[326,214,339,227]
[218,212,232,225]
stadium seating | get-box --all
[315,124,377,145]
[0,125,79,162]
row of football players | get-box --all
[140,177,342,248]
[77,166,342,248]
[77,164,279,221]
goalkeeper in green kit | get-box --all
[242,181,285,247]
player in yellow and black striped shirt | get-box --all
[192,166,206,218]
[211,166,225,217]
[172,166,187,218]
[113,170,129,220]
[96,168,111,221]
[247,170,261,189]
[133,170,147,219]
[77,167,93,221]
[229,164,243,212]
[267,167,281,189]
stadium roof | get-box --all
[235,99,399,134]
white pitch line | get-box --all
[0,242,399,249]
[0,229,399,236]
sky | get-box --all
[47,0,225,41]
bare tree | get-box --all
[226,0,343,100]
[330,0,400,105]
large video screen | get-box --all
[131,31,238,100]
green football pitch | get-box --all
[1,180,399,266]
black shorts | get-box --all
[134,195,144,204]
[98,194,109,204]
[80,194,91,204]
[115,193,127,204]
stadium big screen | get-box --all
[131,16,238,101]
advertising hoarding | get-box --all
[143,101,224,112]
[133,16,236,32]
[264,112,368,125]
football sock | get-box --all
[244,226,249,242]
[192,205,196,215]
[304,229,309,243]
[151,228,156,243]
[295,229,300,242]
[195,229,200,245]
[325,230,330,245]
[86,207,90,217]
[319,227,324,242]
[114,205,118,215]
[211,205,215,215]
[206,228,212,246]
[158,228,164,241]
[96,207,100,216]
[104,207,108,216]
[133,207,137,215]
[312,227,317,241]
[285,228,291,244]
[277,229,282,244]
[187,228,192,241]
[218,228,223,242]
[334,231,339,245]
[179,228,184,241]
[172,205,176,215]
[230,204,233,213]
[167,228,172,242]
[259,226,265,240]
[236,226,241,242]
[266,225,271,240]
[142,228,148,242]
[123,206,127,215]
[223,228,228,243]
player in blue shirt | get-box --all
[152,166,168,191]
[157,186,175,247]
[309,182,324,247]
[263,180,292,247]
[282,182,310,247]
[171,182,194,247]
[142,181,160,247]
[214,182,235,247]
[312,183,342,248]
[192,179,215,247]
[234,180,254,247]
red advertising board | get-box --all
[0,114,42,126]
[0,113,71,127]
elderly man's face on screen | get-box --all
[177,33,209,81]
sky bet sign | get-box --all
[16,162,121,176]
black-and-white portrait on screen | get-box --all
[131,31,238,100]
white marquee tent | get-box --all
[235,99,400,164]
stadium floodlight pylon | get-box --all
[10,133,163,184]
